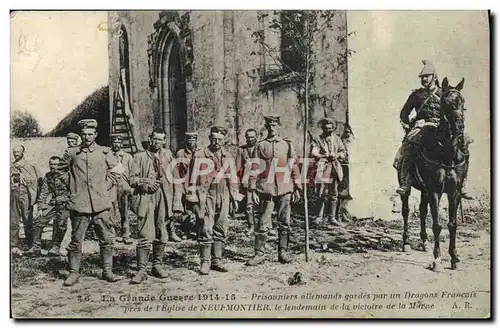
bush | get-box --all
[11,110,42,138]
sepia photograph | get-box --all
[9,9,491,319]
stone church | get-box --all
[107,10,351,196]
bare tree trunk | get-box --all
[303,13,310,262]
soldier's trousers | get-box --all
[67,209,114,252]
[256,193,292,234]
[33,205,69,248]
[319,180,340,218]
[114,191,131,239]
[136,190,168,248]
[10,190,33,248]
[197,187,230,245]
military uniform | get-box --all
[189,126,239,274]
[129,147,176,283]
[62,119,123,286]
[110,135,134,243]
[310,118,347,225]
[247,115,302,266]
[173,132,200,240]
[396,61,444,195]
[29,168,70,255]
[10,156,42,249]
[237,141,257,233]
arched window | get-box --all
[159,35,187,152]
[118,26,131,102]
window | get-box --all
[280,11,306,73]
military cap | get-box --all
[66,132,79,140]
[318,117,336,127]
[419,60,437,77]
[185,131,198,138]
[110,134,123,142]
[210,125,228,138]
[78,119,98,130]
[264,115,281,124]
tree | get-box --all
[251,10,355,261]
[11,110,42,138]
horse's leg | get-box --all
[419,192,429,252]
[448,191,460,269]
[401,192,411,252]
[429,191,443,271]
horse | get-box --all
[398,77,468,272]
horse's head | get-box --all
[440,77,466,163]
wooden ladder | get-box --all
[111,70,140,154]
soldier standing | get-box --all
[62,119,123,286]
[173,132,200,240]
[237,129,258,235]
[110,134,134,245]
[310,118,347,226]
[129,129,175,284]
[25,156,70,256]
[10,145,42,255]
[188,126,239,275]
[246,115,302,266]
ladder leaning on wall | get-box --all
[111,68,142,154]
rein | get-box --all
[418,149,466,170]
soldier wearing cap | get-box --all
[187,125,239,275]
[128,128,176,284]
[246,115,302,266]
[10,145,43,255]
[172,131,200,241]
[66,132,81,148]
[310,118,347,226]
[395,60,472,199]
[237,128,259,235]
[110,134,134,245]
[62,119,123,286]
[25,156,70,256]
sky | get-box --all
[10,11,109,133]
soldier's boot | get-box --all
[245,207,255,235]
[278,230,293,264]
[199,244,211,275]
[25,226,43,256]
[210,241,229,272]
[100,246,123,283]
[48,225,65,256]
[327,197,342,226]
[396,145,417,196]
[130,247,149,284]
[168,221,182,243]
[246,233,267,266]
[151,243,168,279]
[63,251,82,287]
[48,245,61,256]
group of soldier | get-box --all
[11,113,348,286]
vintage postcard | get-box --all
[9,10,491,319]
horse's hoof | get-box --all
[421,243,428,252]
[403,245,412,252]
[431,261,442,272]
[451,262,457,270]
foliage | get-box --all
[11,110,43,138]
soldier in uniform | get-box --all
[62,119,123,286]
[188,126,239,275]
[10,145,42,254]
[173,132,200,240]
[310,118,347,226]
[25,156,70,256]
[129,129,175,284]
[246,115,302,266]
[66,132,81,148]
[395,60,472,199]
[237,129,258,235]
[110,134,134,245]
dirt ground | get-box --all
[10,194,491,319]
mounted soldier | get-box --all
[395,60,473,199]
